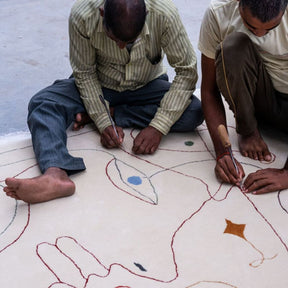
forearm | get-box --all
[149,87,193,135]
[202,88,227,156]
[73,70,111,131]
[69,14,110,133]
[200,54,228,157]
[155,12,198,134]
[150,55,198,134]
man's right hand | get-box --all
[215,154,245,187]
[100,125,124,148]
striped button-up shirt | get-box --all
[69,0,198,134]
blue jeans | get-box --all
[28,74,203,174]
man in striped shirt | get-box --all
[3,0,203,203]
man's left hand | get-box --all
[132,126,163,155]
[244,168,288,194]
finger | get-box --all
[215,169,231,184]
[145,144,155,154]
[246,177,271,193]
[133,143,145,154]
[149,144,157,154]
[132,137,145,154]
[110,135,121,147]
[116,127,124,143]
[140,140,155,154]
[102,128,122,148]
[143,139,159,155]
[243,170,266,190]
[243,177,258,192]
[220,156,240,183]
[107,128,123,147]
[238,162,245,179]
[100,135,115,149]
[215,163,233,184]
[244,181,258,193]
[252,184,276,195]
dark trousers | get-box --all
[28,74,203,174]
[215,32,288,136]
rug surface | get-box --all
[0,110,288,288]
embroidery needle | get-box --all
[217,124,244,190]
[98,94,119,140]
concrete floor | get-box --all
[0,0,210,136]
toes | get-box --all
[264,152,272,162]
[241,150,248,157]
[246,151,255,159]
[5,178,20,191]
[75,113,82,122]
[3,184,21,200]
[5,191,21,200]
[252,151,258,160]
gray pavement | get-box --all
[0,0,210,136]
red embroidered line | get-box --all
[0,204,30,254]
[105,158,157,205]
[243,192,288,252]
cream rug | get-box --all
[0,104,288,288]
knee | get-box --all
[190,98,204,128]
[173,97,204,132]
[215,32,253,67]
[28,93,42,114]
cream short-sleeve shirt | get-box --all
[198,0,288,94]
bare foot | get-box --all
[73,112,92,131]
[238,129,272,161]
[3,167,75,204]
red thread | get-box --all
[216,151,230,161]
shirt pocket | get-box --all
[127,53,164,85]
[146,51,163,65]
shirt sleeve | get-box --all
[69,12,111,133]
[198,6,221,60]
[149,10,198,135]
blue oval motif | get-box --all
[127,176,142,185]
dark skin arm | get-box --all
[201,54,244,186]
[244,157,288,194]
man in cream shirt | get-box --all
[199,0,288,194]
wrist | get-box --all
[216,151,230,162]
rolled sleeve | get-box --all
[150,12,198,135]
[198,6,222,60]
